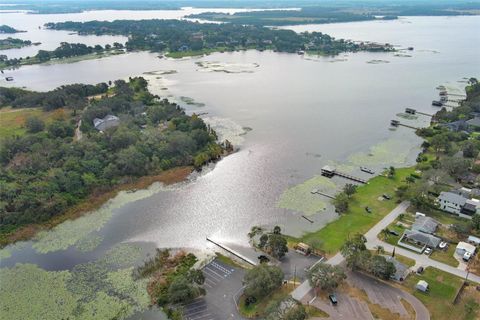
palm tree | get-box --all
[375,245,385,255]
[380,228,389,240]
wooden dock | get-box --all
[321,166,367,184]
[311,189,335,199]
[404,108,432,117]
[390,120,420,130]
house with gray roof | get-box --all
[384,256,409,281]
[412,216,439,234]
[93,115,120,131]
[437,191,467,214]
[399,230,441,253]
[466,117,480,129]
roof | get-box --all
[416,280,429,289]
[412,216,438,234]
[438,191,467,206]
[468,235,480,245]
[404,230,441,248]
[384,256,408,281]
[457,241,476,254]
[466,117,480,127]
[321,165,335,172]
[93,114,120,131]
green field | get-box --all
[299,167,415,255]
[430,245,459,267]
[402,267,476,320]
[0,107,66,137]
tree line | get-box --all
[45,19,393,56]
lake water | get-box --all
[0,13,479,320]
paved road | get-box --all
[365,201,480,284]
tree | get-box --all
[343,183,357,197]
[168,276,199,303]
[341,234,367,269]
[273,225,282,234]
[266,298,307,320]
[259,234,269,248]
[369,255,396,280]
[472,214,480,230]
[305,238,323,254]
[430,133,451,154]
[243,265,284,299]
[25,116,45,133]
[186,269,205,285]
[463,142,477,158]
[267,234,289,259]
[388,166,396,178]
[307,262,346,293]
[441,157,471,180]
[333,192,349,213]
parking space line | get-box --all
[210,262,233,274]
[184,307,208,317]
[203,268,224,281]
[187,312,212,320]
[205,276,218,285]
[204,266,228,279]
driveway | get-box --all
[183,259,245,320]
[279,251,321,281]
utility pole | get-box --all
[293,265,297,289]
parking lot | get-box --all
[183,259,245,320]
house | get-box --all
[384,256,408,281]
[437,191,467,214]
[416,280,429,292]
[399,230,441,252]
[456,241,476,256]
[412,216,438,234]
[468,235,480,246]
[441,119,467,132]
[93,115,120,131]
[466,117,480,129]
[461,199,480,216]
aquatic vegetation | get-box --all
[277,176,337,215]
[180,96,206,107]
[101,243,144,268]
[195,61,259,73]
[0,248,11,260]
[32,185,175,254]
[107,267,150,308]
[396,112,418,120]
[348,138,415,167]
[203,116,248,146]
[366,59,390,64]
[76,291,131,320]
[75,234,103,252]
[0,264,78,320]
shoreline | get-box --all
[0,166,193,248]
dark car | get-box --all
[329,294,338,305]
[416,266,424,274]
[388,229,399,236]
[365,206,372,213]
[382,194,392,200]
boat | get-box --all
[360,167,375,174]
[432,100,443,107]
[436,85,446,90]
[439,91,447,96]
[5,76,14,81]
[297,50,305,55]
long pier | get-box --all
[404,108,432,117]
[311,189,335,199]
[206,237,257,266]
[321,166,367,184]
[390,120,420,130]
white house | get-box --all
[93,115,120,131]
[437,191,467,214]
[456,241,476,256]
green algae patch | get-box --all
[0,248,11,260]
[348,138,414,167]
[75,234,104,252]
[0,264,78,320]
[277,176,337,215]
[32,184,175,254]
[101,243,143,267]
[76,291,131,320]
[107,268,150,308]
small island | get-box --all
[0,24,26,34]
[44,19,394,58]
[0,38,40,50]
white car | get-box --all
[424,247,432,255]
[463,252,472,262]
[439,241,448,249]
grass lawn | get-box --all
[430,244,459,267]
[0,107,67,137]
[401,267,471,320]
[239,284,294,318]
[300,167,415,255]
